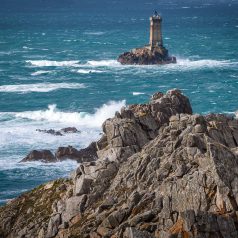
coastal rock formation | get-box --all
[1,89,238,238]
[20,150,57,163]
[56,142,97,163]
[21,143,97,163]
[36,127,80,136]
[118,47,176,65]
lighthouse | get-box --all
[117,11,176,65]
[149,11,163,49]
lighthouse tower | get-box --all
[149,11,163,49]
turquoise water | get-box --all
[0,0,238,205]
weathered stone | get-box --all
[124,227,154,238]
[56,142,97,163]
[74,175,93,196]
[61,195,87,223]
[46,214,61,238]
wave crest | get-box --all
[15,100,126,128]
[0,83,86,93]
[173,59,236,70]
[31,70,51,76]
[76,69,104,74]
[87,60,120,67]
[26,60,79,67]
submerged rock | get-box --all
[36,129,63,136]
[36,127,80,136]
[60,127,80,133]
[2,89,238,238]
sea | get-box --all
[0,0,238,205]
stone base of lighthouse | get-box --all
[117,46,176,65]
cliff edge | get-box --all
[1,89,238,238]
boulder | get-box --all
[74,175,93,196]
[36,129,63,136]
[61,195,87,223]
[46,214,61,238]
[60,127,80,133]
[20,150,57,163]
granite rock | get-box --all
[1,89,238,238]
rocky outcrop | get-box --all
[21,143,97,163]
[36,127,80,136]
[20,150,57,163]
[56,142,97,163]
[1,89,238,238]
[118,47,176,65]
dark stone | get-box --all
[20,150,57,163]
[36,129,63,136]
[56,142,98,163]
[36,127,80,136]
[60,127,80,133]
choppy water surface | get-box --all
[0,0,238,205]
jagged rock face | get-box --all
[117,47,176,65]
[1,89,238,238]
[97,89,192,162]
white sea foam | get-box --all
[132,92,145,96]
[23,46,33,50]
[164,59,237,71]
[85,58,236,71]
[84,31,105,35]
[87,60,121,67]
[235,112,238,119]
[31,70,51,76]
[15,100,126,128]
[76,69,104,74]
[0,83,85,93]
[26,60,79,67]
[0,155,77,172]
[0,100,126,159]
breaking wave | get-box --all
[76,69,104,74]
[26,60,79,67]
[0,83,86,93]
[132,92,145,96]
[164,59,238,71]
[15,100,126,128]
[84,31,106,35]
[87,60,121,67]
[24,58,236,73]
[31,70,52,76]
